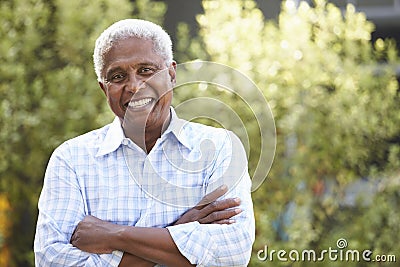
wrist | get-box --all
[111,224,129,251]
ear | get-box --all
[99,81,107,96]
[168,61,177,85]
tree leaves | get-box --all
[0,0,166,265]
[185,1,400,265]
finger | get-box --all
[211,219,236,225]
[195,184,228,209]
[200,197,241,216]
[198,208,242,224]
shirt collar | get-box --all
[163,107,193,149]
[96,107,192,157]
[95,116,124,157]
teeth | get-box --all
[129,98,152,108]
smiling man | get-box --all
[34,19,255,266]
[99,35,174,153]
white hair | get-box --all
[93,19,173,81]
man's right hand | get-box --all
[118,184,241,266]
[173,184,242,225]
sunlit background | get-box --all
[1,0,399,266]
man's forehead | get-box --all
[102,38,164,70]
[105,61,163,73]
[105,37,151,55]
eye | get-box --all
[138,67,156,76]
[109,73,126,83]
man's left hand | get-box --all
[70,215,120,254]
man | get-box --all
[34,19,255,266]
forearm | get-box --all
[166,173,255,266]
[168,219,254,266]
[113,226,194,267]
[35,242,122,267]
[119,252,155,267]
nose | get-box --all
[126,73,145,94]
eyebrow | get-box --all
[136,62,165,70]
[105,62,164,79]
[105,67,124,79]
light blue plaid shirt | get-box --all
[34,108,255,266]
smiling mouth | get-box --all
[127,97,154,109]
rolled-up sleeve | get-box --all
[167,131,255,266]
[34,144,123,266]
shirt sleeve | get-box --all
[33,143,123,266]
[167,131,255,266]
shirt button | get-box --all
[122,138,129,146]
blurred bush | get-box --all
[175,0,400,266]
[0,0,165,265]
[1,0,399,266]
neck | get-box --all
[122,114,171,153]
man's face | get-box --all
[99,37,176,133]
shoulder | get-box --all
[178,120,243,152]
[180,120,230,142]
[183,120,228,138]
[52,123,111,158]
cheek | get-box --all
[157,91,172,108]
[148,73,174,98]
[149,92,171,119]
[105,89,122,104]
[105,91,126,117]
[106,96,119,110]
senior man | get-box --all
[34,19,255,266]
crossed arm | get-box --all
[35,133,254,266]
[70,185,242,266]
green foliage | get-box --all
[0,0,166,266]
[2,0,399,265]
[177,0,400,266]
